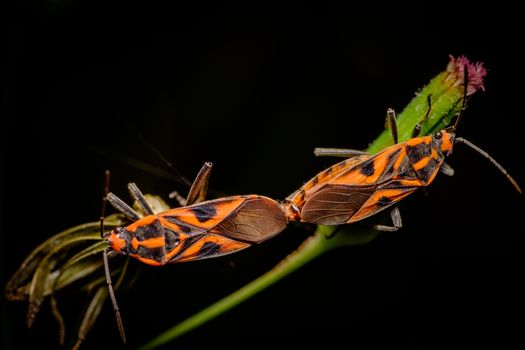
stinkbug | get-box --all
[283,66,521,230]
[100,162,288,342]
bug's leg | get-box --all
[372,207,402,232]
[100,170,111,238]
[106,193,141,221]
[315,111,394,157]
[128,183,155,215]
[412,94,433,138]
[103,249,126,343]
[104,172,141,222]
[440,161,455,176]
[314,148,369,158]
[185,162,213,206]
[169,162,213,206]
[99,170,126,343]
[169,190,187,207]
[385,108,398,144]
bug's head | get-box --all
[434,129,456,156]
[107,226,132,254]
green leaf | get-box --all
[72,285,108,350]
[52,255,105,294]
[26,234,103,328]
[5,214,122,301]
[139,234,327,350]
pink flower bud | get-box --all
[445,55,487,95]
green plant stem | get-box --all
[140,228,380,350]
[139,233,327,350]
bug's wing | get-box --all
[349,186,418,223]
[286,155,371,202]
[206,196,288,243]
[327,146,406,187]
[160,195,287,243]
[168,234,251,263]
[299,145,408,225]
[299,144,425,225]
[300,185,375,225]
[159,195,288,262]
[301,183,420,225]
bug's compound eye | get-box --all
[105,226,119,238]
[107,227,127,252]
[434,131,443,139]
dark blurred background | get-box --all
[2,2,524,349]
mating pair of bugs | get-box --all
[100,70,521,342]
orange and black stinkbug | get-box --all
[100,162,288,342]
[283,67,521,230]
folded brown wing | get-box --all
[300,185,375,225]
[169,235,251,263]
[209,196,288,243]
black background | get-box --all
[2,3,524,349]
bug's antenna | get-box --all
[135,131,193,187]
[450,64,469,132]
[100,170,111,238]
[412,94,432,138]
[132,129,227,198]
[385,108,398,144]
[103,251,127,343]
[100,170,127,343]
[455,137,522,193]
